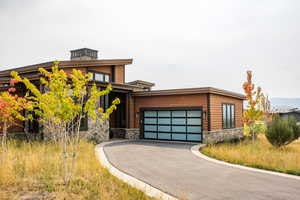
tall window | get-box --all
[222,104,235,129]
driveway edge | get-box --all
[95,141,178,200]
[191,144,300,181]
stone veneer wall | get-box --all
[81,118,109,143]
[111,128,140,140]
[203,128,243,144]
[111,128,243,143]
[42,118,109,143]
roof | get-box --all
[0,59,133,76]
[273,107,300,114]
[127,80,155,87]
[133,87,246,100]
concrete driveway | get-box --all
[104,140,300,200]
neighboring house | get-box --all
[274,108,300,124]
[0,48,245,143]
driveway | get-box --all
[103,140,300,200]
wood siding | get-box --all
[209,94,244,130]
[133,94,208,130]
[115,65,125,84]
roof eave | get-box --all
[133,87,245,100]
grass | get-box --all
[0,139,156,200]
[201,136,300,176]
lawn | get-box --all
[0,139,155,200]
[201,135,300,176]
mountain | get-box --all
[270,98,300,109]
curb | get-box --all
[191,144,300,181]
[95,140,178,200]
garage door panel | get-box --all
[187,134,201,141]
[172,118,186,125]
[158,118,171,124]
[172,111,186,117]
[158,126,171,132]
[187,126,201,133]
[142,108,202,142]
[158,111,171,117]
[172,134,187,140]
[144,125,157,131]
[144,111,157,117]
[187,111,201,117]
[187,118,201,125]
[172,126,186,133]
[144,132,157,139]
[158,133,171,140]
[144,118,157,124]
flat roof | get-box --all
[133,87,245,100]
[0,59,133,76]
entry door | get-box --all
[142,108,202,142]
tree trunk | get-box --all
[2,120,7,151]
[251,129,255,145]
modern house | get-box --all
[273,108,300,124]
[0,48,245,143]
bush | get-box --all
[265,116,300,148]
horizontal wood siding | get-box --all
[115,65,125,84]
[209,94,244,131]
[134,94,208,130]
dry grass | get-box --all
[0,139,156,200]
[201,136,300,176]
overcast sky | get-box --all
[0,0,299,98]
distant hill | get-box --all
[270,98,300,109]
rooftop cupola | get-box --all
[70,48,98,60]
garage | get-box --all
[141,107,202,142]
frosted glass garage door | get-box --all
[142,109,202,142]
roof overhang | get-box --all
[133,87,246,100]
[0,59,133,76]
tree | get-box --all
[265,116,300,148]
[0,80,31,150]
[242,71,265,143]
[11,62,120,184]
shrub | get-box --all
[265,116,300,148]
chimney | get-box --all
[70,48,98,60]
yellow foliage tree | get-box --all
[11,62,120,184]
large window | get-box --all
[222,104,235,129]
[89,71,110,83]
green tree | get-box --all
[266,116,300,148]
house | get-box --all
[273,108,300,124]
[0,48,245,143]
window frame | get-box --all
[222,103,235,129]
[88,70,111,83]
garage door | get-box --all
[141,108,202,142]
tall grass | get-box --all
[0,140,155,200]
[201,136,300,176]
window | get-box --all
[100,94,109,110]
[222,103,235,129]
[104,74,110,82]
[89,71,110,83]
[95,73,104,82]
[80,113,88,131]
